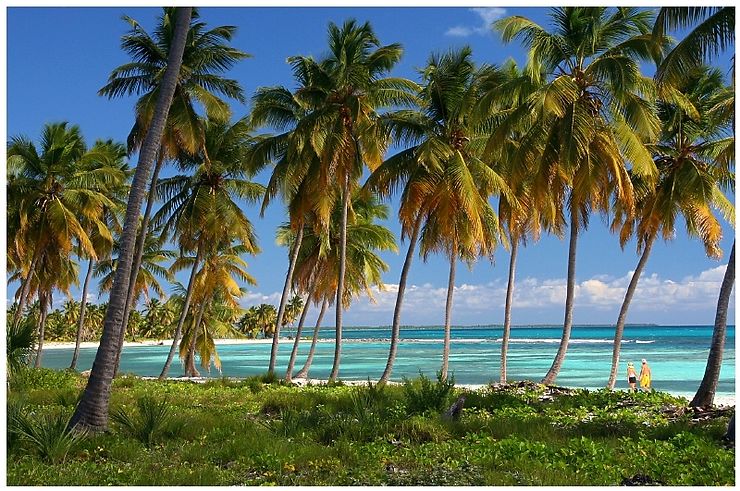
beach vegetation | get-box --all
[6,369,734,485]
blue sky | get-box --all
[7,7,736,326]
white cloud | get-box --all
[446,7,507,37]
[233,265,733,325]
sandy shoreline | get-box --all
[45,339,735,407]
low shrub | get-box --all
[402,371,456,415]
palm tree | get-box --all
[140,298,177,339]
[7,123,120,331]
[96,228,175,347]
[279,20,415,381]
[171,242,256,376]
[282,191,398,380]
[284,295,304,330]
[607,66,734,389]
[494,7,663,384]
[292,299,330,380]
[70,7,193,432]
[154,117,263,379]
[99,7,249,368]
[249,81,320,376]
[278,190,398,380]
[252,304,278,338]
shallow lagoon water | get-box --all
[41,324,735,398]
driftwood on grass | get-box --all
[442,395,466,421]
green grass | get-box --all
[6,367,735,486]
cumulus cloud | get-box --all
[446,7,507,37]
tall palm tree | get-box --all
[155,117,263,379]
[70,7,193,432]
[373,47,506,382]
[607,66,734,389]
[280,20,415,381]
[494,7,663,384]
[281,191,397,381]
[100,8,250,369]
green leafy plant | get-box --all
[9,406,87,463]
[6,316,36,379]
[112,395,180,446]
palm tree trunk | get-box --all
[70,258,95,370]
[13,247,42,329]
[501,239,519,384]
[160,242,204,379]
[294,299,328,379]
[607,236,655,389]
[34,292,50,368]
[380,214,423,384]
[111,155,165,378]
[691,241,735,407]
[329,180,350,382]
[440,247,457,382]
[542,206,579,385]
[69,7,192,432]
[268,226,304,375]
[184,301,206,377]
[285,292,313,382]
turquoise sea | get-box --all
[41,324,735,398]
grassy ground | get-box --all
[6,367,735,486]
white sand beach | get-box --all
[42,337,278,350]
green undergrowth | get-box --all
[6,367,735,485]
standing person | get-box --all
[639,359,652,392]
[626,362,638,392]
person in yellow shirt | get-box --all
[626,362,637,392]
[639,359,652,392]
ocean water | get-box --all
[41,324,735,398]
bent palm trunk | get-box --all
[440,248,457,382]
[71,258,95,370]
[329,182,350,382]
[268,226,304,375]
[380,215,422,384]
[294,299,328,379]
[501,239,519,383]
[285,293,313,382]
[184,301,206,377]
[113,158,164,377]
[691,242,735,407]
[542,206,579,385]
[69,7,192,432]
[160,243,204,379]
[34,293,50,368]
[13,248,42,330]
[607,236,655,389]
